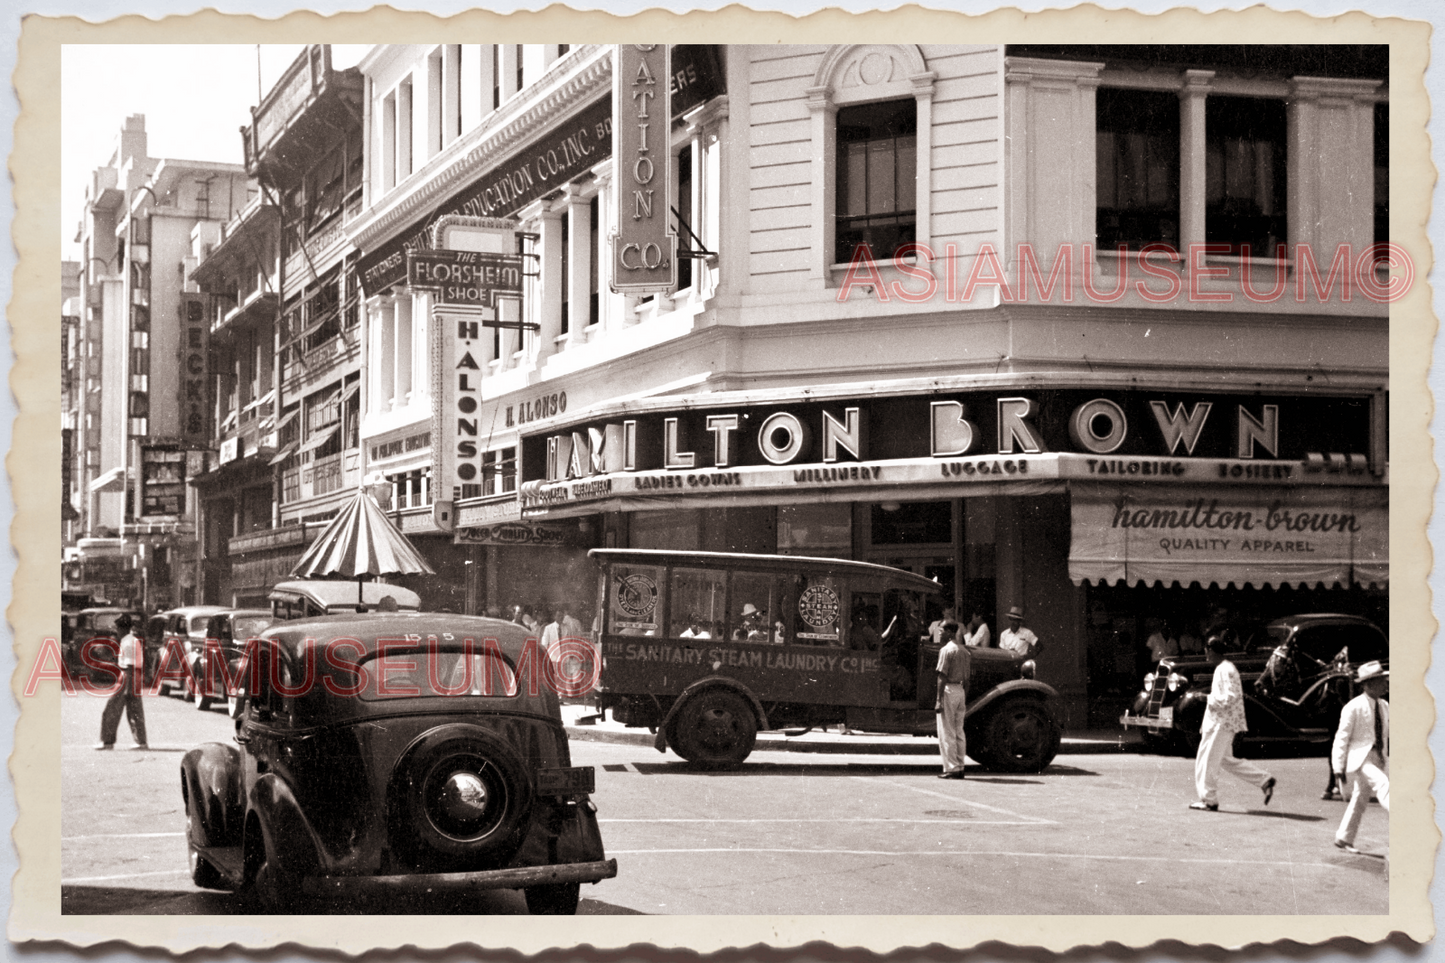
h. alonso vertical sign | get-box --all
[611,44,677,294]
[419,215,519,532]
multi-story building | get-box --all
[188,45,366,606]
[346,43,1387,725]
[65,115,250,610]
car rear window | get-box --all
[357,648,519,700]
[233,616,275,639]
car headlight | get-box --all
[1167,672,1187,692]
[1143,672,1156,692]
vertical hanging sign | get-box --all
[611,44,677,294]
[177,295,210,447]
[421,215,518,533]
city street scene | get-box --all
[57,42,1392,919]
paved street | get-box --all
[61,689,1388,916]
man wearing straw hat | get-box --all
[998,606,1039,658]
[1331,660,1390,853]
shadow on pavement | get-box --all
[627,761,1098,778]
[63,883,637,915]
[1240,809,1327,822]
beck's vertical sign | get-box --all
[611,45,677,294]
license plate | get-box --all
[536,766,595,795]
[1158,707,1173,726]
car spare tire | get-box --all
[395,726,534,867]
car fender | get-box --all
[653,676,770,754]
[1172,688,1208,733]
[248,773,323,878]
[180,742,243,848]
[964,679,1059,720]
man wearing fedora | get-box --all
[95,613,148,751]
[1331,660,1389,854]
[998,606,1039,658]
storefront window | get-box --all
[629,509,701,551]
[778,503,851,558]
[870,500,951,546]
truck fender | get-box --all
[180,742,243,848]
[653,676,771,754]
[965,679,1060,721]
[247,773,322,878]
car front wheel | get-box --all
[525,881,581,915]
[979,698,1060,773]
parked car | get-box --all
[1120,613,1388,753]
[268,580,422,620]
[191,609,277,712]
[65,607,146,683]
[180,613,617,913]
[156,606,231,699]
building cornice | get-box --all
[349,46,611,253]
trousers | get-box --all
[1337,750,1389,846]
[1194,724,1269,805]
[937,683,967,773]
[99,666,147,747]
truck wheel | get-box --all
[672,689,757,769]
[980,699,1060,773]
[525,881,581,915]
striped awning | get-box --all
[290,488,435,579]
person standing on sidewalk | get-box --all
[96,614,148,751]
[1331,661,1389,853]
[934,628,970,779]
[1190,635,1273,811]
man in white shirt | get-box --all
[96,614,148,750]
[998,606,1039,658]
[1331,661,1389,853]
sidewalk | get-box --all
[561,703,1143,756]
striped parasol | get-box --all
[290,488,435,603]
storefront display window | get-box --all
[778,503,851,558]
[870,500,951,546]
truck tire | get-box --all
[670,689,757,769]
[978,698,1060,773]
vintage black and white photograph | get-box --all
[13,4,1436,952]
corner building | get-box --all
[349,45,1388,726]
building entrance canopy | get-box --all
[1067,483,1388,589]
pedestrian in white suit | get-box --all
[1331,661,1389,853]
[1190,635,1275,811]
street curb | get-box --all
[563,724,1139,756]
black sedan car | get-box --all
[1120,613,1388,753]
[180,613,617,914]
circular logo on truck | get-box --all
[614,573,659,620]
[797,585,840,629]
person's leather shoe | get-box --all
[937,771,966,779]
[92,743,113,751]
[1261,777,1276,805]
[1188,801,1218,811]
[1334,838,1360,854]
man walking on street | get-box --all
[935,625,970,779]
[96,614,148,751]
[1331,661,1389,853]
[1191,635,1274,811]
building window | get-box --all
[560,213,570,335]
[588,195,600,327]
[515,44,524,92]
[1374,100,1388,249]
[676,144,693,290]
[492,45,501,110]
[482,446,517,495]
[1096,88,1180,251]
[835,99,917,263]
[397,77,414,181]
[1205,95,1286,257]
[428,47,444,158]
[382,91,397,191]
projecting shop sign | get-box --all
[424,216,518,533]
[611,45,677,294]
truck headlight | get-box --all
[1143,672,1156,692]
[1167,672,1187,692]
